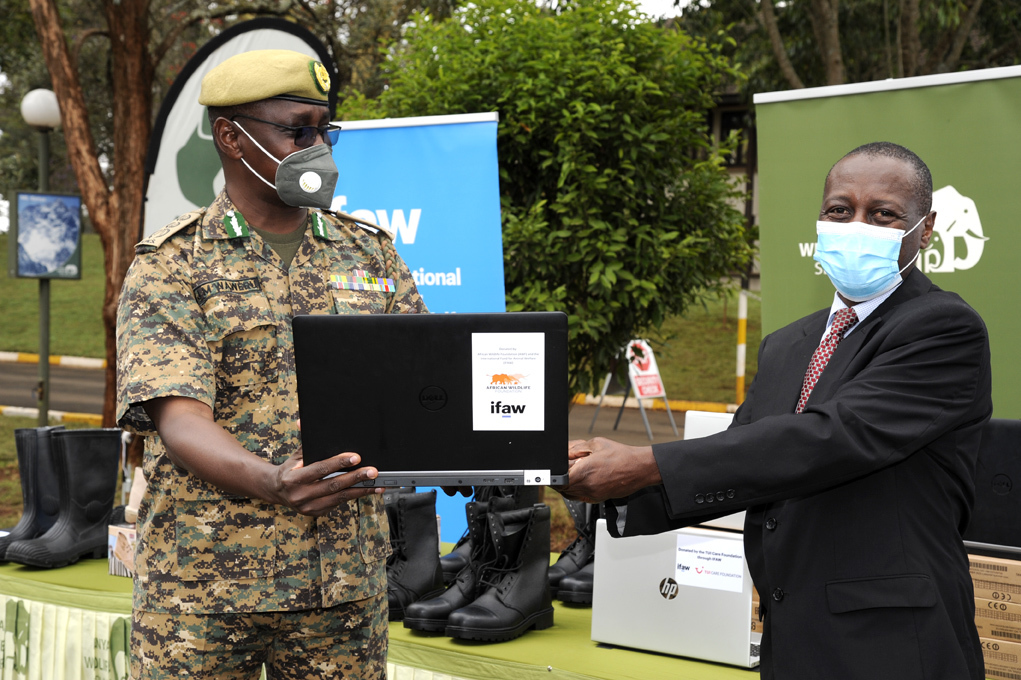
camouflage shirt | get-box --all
[116,190,426,614]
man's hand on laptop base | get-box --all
[554,437,662,504]
[274,450,384,515]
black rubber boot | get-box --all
[548,499,597,599]
[445,504,555,642]
[386,489,445,621]
[404,496,515,632]
[0,426,64,560]
[439,485,542,584]
[557,556,594,604]
[5,429,121,568]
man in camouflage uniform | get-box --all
[116,50,425,679]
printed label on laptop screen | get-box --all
[471,332,545,431]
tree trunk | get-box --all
[28,0,117,425]
[29,0,155,428]
[758,0,805,89]
[808,0,845,85]
[899,0,921,77]
[102,0,155,428]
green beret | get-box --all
[199,49,331,107]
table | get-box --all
[0,559,759,680]
[0,560,130,680]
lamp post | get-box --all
[20,89,62,427]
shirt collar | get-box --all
[199,189,341,242]
[822,280,902,340]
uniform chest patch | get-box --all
[194,277,263,305]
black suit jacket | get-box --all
[609,269,992,680]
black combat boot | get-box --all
[556,556,594,604]
[445,504,555,642]
[404,496,515,632]
[439,485,542,584]
[0,426,65,560]
[548,499,597,599]
[386,489,445,621]
[6,429,121,568]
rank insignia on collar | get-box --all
[312,211,328,239]
[224,210,250,238]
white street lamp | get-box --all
[20,88,61,426]
[20,89,62,131]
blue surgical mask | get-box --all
[813,216,925,302]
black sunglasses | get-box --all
[231,114,341,148]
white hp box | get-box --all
[591,520,760,668]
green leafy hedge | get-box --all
[341,0,752,395]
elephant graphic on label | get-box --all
[490,374,522,385]
[923,186,989,273]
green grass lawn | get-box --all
[651,288,761,404]
[0,232,107,359]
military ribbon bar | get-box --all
[328,270,396,292]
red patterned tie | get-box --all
[795,307,859,414]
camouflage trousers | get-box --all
[131,593,387,679]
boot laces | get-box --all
[556,533,591,562]
[476,554,519,595]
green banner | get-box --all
[754,67,1021,418]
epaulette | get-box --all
[322,209,394,240]
[135,210,204,254]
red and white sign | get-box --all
[625,339,666,399]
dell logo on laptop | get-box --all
[419,386,448,411]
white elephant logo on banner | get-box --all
[922,186,988,273]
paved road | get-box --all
[0,361,106,414]
[0,360,689,444]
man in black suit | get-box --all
[559,142,991,679]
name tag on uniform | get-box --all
[328,271,395,292]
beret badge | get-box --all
[311,61,331,95]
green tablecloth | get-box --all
[389,599,756,680]
[0,559,755,680]
[0,560,131,615]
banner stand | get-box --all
[588,341,679,441]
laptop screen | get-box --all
[292,311,569,487]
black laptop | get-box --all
[292,311,569,487]
[963,418,1021,555]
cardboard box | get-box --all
[750,590,763,633]
[976,599,1021,644]
[975,581,1021,604]
[981,637,1021,679]
[108,524,136,578]
[970,554,1021,586]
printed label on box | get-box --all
[675,534,745,593]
